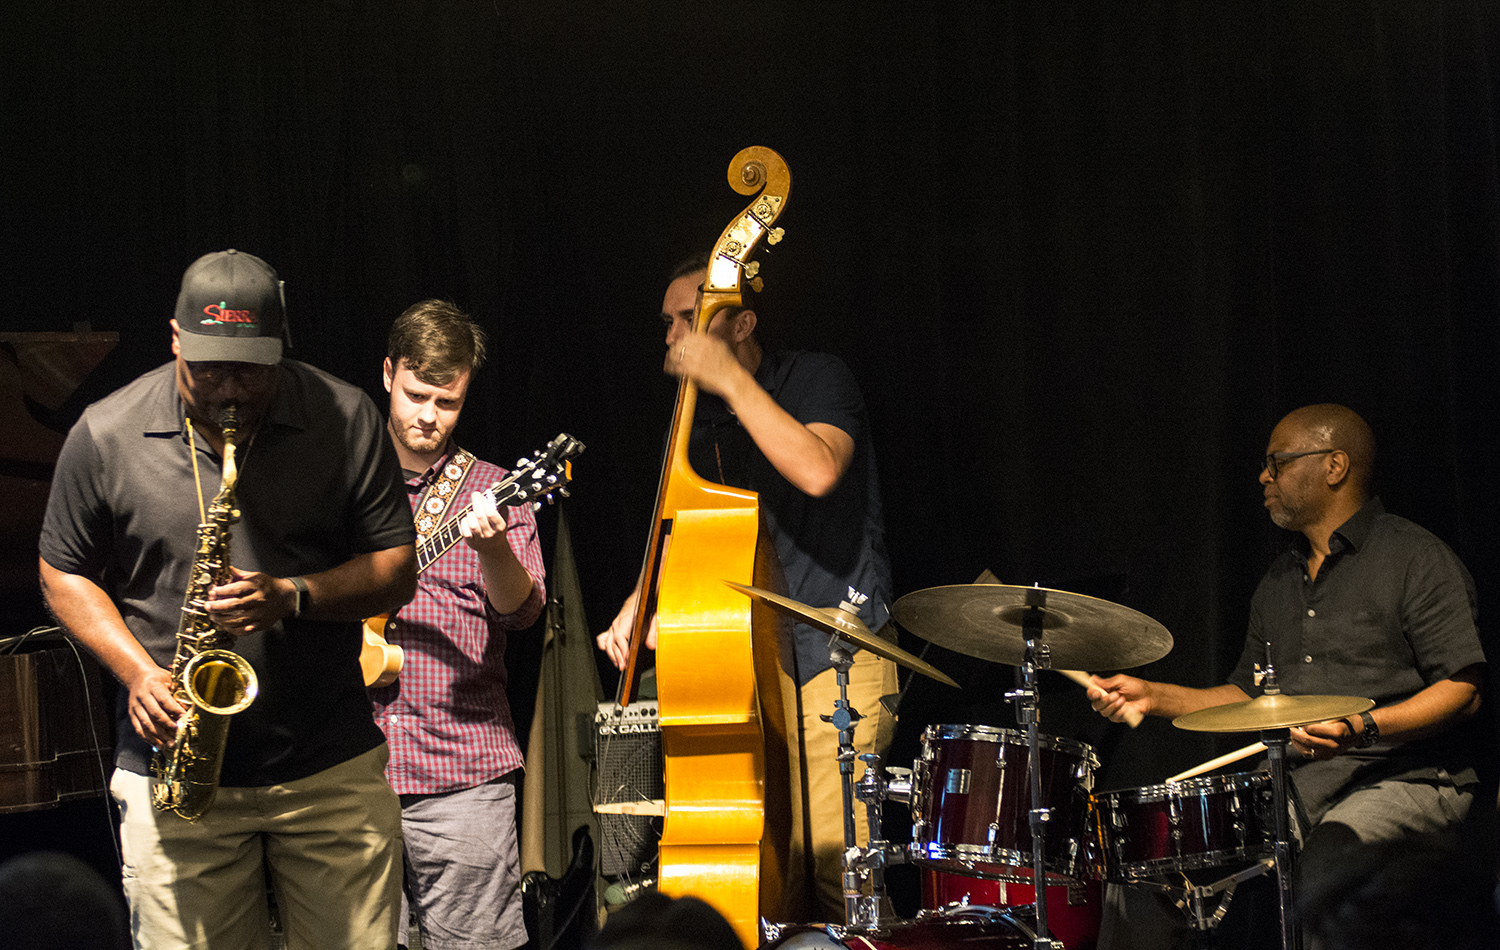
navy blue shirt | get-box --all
[689,350,893,685]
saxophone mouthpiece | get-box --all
[218,406,240,443]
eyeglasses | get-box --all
[186,361,275,387]
[1262,449,1333,479]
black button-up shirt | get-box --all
[1228,497,1485,819]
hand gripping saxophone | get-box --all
[150,406,260,820]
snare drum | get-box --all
[910,724,1100,882]
[921,867,1101,950]
[1095,771,1273,882]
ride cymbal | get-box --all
[1173,693,1374,733]
[890,584,1172,671]
[723,581,959,689]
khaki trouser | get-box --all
[782,650,899,924]
[112,744,402,950]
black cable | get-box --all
[57,634,124,872]
[0,624,64,655]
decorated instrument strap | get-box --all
[414,448,476,545]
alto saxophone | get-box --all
[150,406,260,820]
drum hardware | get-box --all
[817,620,899,932]
[1008,597,1064,948]
[1172,648,1373,950]
[724,583,954,934]
[893,583,1173,950]
[1122,856,1276,948]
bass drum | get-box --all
[921,867,1100,950]
[764,905,1036,949]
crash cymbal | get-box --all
[1173,693,1374,733]
[723,581,959,689]
[890,584,1172,671]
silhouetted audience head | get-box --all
[1300,829,1499,950]
[0,851,129,950]
[589,891,744,950]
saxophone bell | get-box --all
[182,649,258,715]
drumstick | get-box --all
[1164,742,1267,783]
[1058,669,1144,728]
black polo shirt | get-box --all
[40,360,416,785]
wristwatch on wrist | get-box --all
[1354,710,1379,748]
[288,576,309,618]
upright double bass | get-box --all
[614,146,794,947]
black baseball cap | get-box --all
[174,249,286,365]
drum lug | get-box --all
[944,768,972,795]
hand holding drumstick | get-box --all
[1066,670,1269,781]
[1060,669,1145,727]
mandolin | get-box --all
[362,433,584,687]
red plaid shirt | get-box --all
[371,445,546,794]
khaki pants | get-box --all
[112,745,402,950]
[782,650,899,923]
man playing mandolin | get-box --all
[371,300,546,950]
[598,258,899,923]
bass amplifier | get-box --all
[593,701,662,877]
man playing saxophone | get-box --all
[39,249,418,950]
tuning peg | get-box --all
[749,276,764,293]
[744,261,760,279]
[530,501,542,512]
[766,227,785,246]
[557,487,570,498]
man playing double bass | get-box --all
[597,257,898,922]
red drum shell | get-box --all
[1095,770,1273,882]
[910,724,1101,883]
[764,905,1035,948]
[921,867,1100,950]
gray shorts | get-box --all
[399,773,527,950]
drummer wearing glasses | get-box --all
[1085,403,1486,947]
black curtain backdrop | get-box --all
[6,0,1500,910]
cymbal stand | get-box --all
[820,634,899,932]
[1002,597,1062,950]
[1253,654,1300,950]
